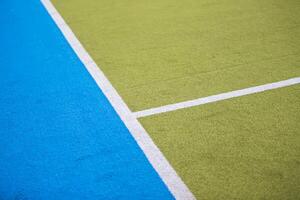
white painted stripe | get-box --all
[134,77,300,118]
[41,1,196,199]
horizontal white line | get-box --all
[41,0,196,199]
[134,77,300,118]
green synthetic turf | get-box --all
[140,84,300,200]
[51,1,300,199]
[52,0,300,111]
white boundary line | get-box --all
[41,0,196,199]
[134,77,300,118]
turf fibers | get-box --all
[52,0,300,111]
[140,84,300,199]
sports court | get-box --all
[1,0,299,199]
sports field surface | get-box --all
[1,0,299,199]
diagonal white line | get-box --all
[41,0,196,199]
[134,77,300,118]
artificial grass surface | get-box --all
[52,0,300,111]
[140,84,300,200]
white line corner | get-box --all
[41,0,196,199]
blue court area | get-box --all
[0,0,173,199]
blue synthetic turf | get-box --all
[0,0,173,199]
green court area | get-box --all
[52,0,300,111]
[51,0,300,199]
[140,84,300,199]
